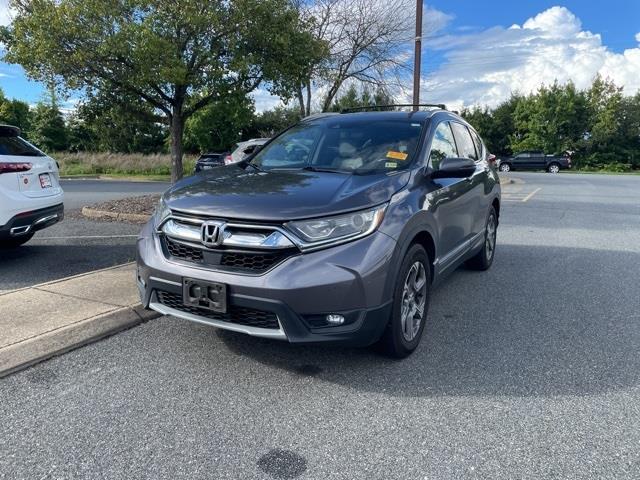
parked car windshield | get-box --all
[0,136,45,157]
[249,118,424,174]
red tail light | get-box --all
[224,155,233,165]
[0,162,33,174]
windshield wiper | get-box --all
[302,166,349,174]
[244,162,264,172]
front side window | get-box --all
[428,122,457,169]
[0,136,45,157]
[450,122,478,160]
[250,119,424,174]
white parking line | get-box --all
[36,234,139,240]
[522,187,542,202]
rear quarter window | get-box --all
[0,136,45,157]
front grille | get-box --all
[157,290,279,329]
[163,237,291,273]
[165,237,204,262]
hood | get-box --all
[164,165,411,222]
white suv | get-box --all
[225,138,270,165]
[0,125,64,248]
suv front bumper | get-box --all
[136,221,395,346]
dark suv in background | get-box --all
[497,150,572,173]
[137,105,501,357]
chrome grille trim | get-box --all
[160,217,296,250]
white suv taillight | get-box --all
[0,162,33,174]
[224,155,233,165]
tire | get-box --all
[0,233,34,249]
[499,163,511,172]
[377,244,431,358]
[466,206,498,271]
[547,162,560,173]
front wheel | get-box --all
[0,233,34,249]
[466,206,498,271]
[499,163,511,172]
[377,244,431,358]
[547,163,560,173]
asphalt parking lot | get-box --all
[0,179,167,292]
[1,172,640,479]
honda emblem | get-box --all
[201,221,224,247]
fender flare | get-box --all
[382,212,439,296]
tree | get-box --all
[329,84,393,111]
[295,0,413,114]
[70,91,167,153]
[0,88,32,135]
[3,0,319,182]
[248,107,302,138]
[30,103,69,151]
[183,93,255,153]
[511,82,588,160]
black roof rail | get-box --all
[340,104,447,113]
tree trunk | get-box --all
[305,80,312,116]
[296,85,306,118]
[169,111,184,184]
[322,81,341,112]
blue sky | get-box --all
[2,1,640,111]
[429,0,640,53]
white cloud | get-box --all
[635,32,640,43]
[250,88,284,113]
[418,6,640,110]
[0,0,14,26]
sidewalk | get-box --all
[0,263,159,377]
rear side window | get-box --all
[428,122,457,169]
[470,130,484,160]
[451,122,478,160]
[0,136,45,157]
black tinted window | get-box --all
[429,122,457,169]
[451,122,477,160]
[0,136,45,157]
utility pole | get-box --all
[412,0,423,111]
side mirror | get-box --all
[430,157,477,179]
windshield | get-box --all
[0,136,45,157]
[250,118,424,174]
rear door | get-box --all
[512,152,531,169]
[450,122,486,239]
[529,151,547,170]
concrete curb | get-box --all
[82,206,151,223]
[0,305,160,378]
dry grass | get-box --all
[54,152,197,177]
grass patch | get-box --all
[54,152,197,178]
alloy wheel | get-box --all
[400,261,427,342]
[485,213,497,262]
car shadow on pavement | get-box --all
[218,243,640,398]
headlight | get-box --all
[285,204,387,249]
[154,197,171,229]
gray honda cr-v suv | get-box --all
[137,105,500,357]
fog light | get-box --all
[326,314,345,325]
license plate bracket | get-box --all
[183,278,227,313]
[39,173,52,188]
